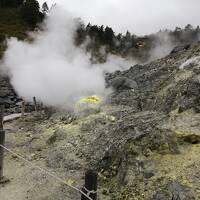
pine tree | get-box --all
[20,0,44,27]
[104,26,114,46]
[42,1,49,13]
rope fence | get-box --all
[0,102,98,200]
[0,144,94,200]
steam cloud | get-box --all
[148,32,174,62]
[1,7,132,109]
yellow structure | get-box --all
[75,95,102,114]
[79,95,101,104]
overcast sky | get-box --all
[38,0,200,35]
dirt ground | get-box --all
[0,113,95,200]
[1,108,200,200]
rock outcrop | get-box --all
[95,42,200,199]
[0,75,36,114]
[106,42,200,114]
[0,75,21,113]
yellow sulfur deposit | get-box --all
[75,95,102,114]
[79,95,101,104]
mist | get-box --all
[148,32,174,62]
[2,7,132,109]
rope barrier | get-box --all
[83,186,97,196]
[0,144,93,200]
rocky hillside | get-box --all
[0,75,20,112]
[1,42,200,200]
[106,42,200,114]
[85,42,200,199]
[0,76,35,114]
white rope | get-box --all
[83,186,97,196]
[0,144,93,200]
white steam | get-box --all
[148,32,174,62]
[2,7,132,109]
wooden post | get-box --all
[0,105,3,130]
[33,97,37,112]
[81,170,97,200]
[0,105,5,181]
[21,99,25,117]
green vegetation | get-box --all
[0,8,28,40]
[0,0,45,58]
[75,22,200,63]
[0,7,27,57]
[21,0,44,27]
[0,0,24,8]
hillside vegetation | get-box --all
[0,8,27,39]
[0,8,26,57]
[0,0,44,58]
[75,22,200,63]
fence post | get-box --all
[21,99,25,117]
[33,97,37,112]
[81,170,97,200]
[0,105,5,181]
[0,105,3,130]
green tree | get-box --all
[42,1,49,13]
[0,0,23,7]
[185,24,193,31]
[98,25,104,43]
[20,0,44,27]
[104,26,114,46]
[125,31,131,40]
[75,19,86,46]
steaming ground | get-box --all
[1,7,132,109]
[2,25,200,200]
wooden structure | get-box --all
[0,105,5,181]
[81,170,97,200]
